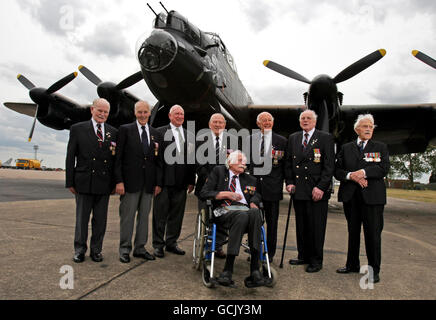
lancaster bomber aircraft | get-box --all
[3,3,436,155]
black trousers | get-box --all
[293,199,328,267]
[74,193,110,255]
[152,186,187,250]
[216,208,262,256]
[343,190,384,274]
[263,200,280,258]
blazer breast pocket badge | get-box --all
[313,148,321,163]
[364,152,381,162]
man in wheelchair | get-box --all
[200,150,265,288]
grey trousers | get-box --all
[74,193,110,255]
[119,189,153,255]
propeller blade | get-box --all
[412,50,436,69]
[116,71,144,90]
[333,49,386,84]
[17,74,36,90]
[28,105,39,142]
[46,72,78,94]
[149,101,161,126]
[263,60,311,84]
[78,65,103,86]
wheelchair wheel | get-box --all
[262,264,278,288]
[202,264,216,288]
[193,209,206,270]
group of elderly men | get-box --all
[65,98,389,287]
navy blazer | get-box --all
[65,120,118,195]
[335,139,390,205]
[114,121,163,194]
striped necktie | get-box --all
[96,123,103,147]
[302,132,309,150]
[215,136,220,164]
[141,125,150,155]
[260,135,265,157]
[225,175,238,206]
[358,140,364,153]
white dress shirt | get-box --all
[170,123,185,152]
[91,118,105,141]
[229,170,248,205]
[302,127,315,145]
[136,121,150,145]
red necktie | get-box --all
[303,133,309,150]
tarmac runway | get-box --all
[0,169,435,301]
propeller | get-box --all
[263,49,386,85]
[78,65,143,91]
[412,50,436,69]
[16,72,78,142]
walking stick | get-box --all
[279,189,294,268]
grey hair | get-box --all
[354,114,376,130]
[226,150,247,169]
[256,111,274,123]
[209,113,226,123]
[169,104,184,114]
[92,98,110,109]
[299,109,317,121]
[134,100,150,112]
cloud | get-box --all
[17,0,88,36]
[371,82,429,104]
[77,22,131,58]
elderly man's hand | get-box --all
[312,187,324,202]
[250,203,258,209]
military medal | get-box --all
[154,142,159,156]
[313,148,321,163]
[110,141,116,156]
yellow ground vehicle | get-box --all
[15,158,41,169]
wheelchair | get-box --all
[192,200,278,288]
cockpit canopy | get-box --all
[154,11,201,46]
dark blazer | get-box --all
[200,165,261,210]
[114,122,163,194]
[157,124,196,189]
[284,129,335,201]
[65,120,118,195]
[247,131,287,201]
[335,139,390,205]
[195,131,240,197]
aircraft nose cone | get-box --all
[138,29,178,72]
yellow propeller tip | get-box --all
[73,72,78,77]
[28,138,32,142]
[263,60,270,66]
[78,65,84,70]
[379,49,386,57]
[412,50,419,56]
[17,74,22,79]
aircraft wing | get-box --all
[3,102,37,117]
[339,103,436,155]
[248,104,306,138]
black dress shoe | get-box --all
[90,252,103,262]
[119,254,130,263]
[133,251,156,261]
[289,258,306,265]
[336,266,360,274]
[372,273,380,283]
[217,270,234,286]
[154,248,164,258]
[166,246,185,255]
[244,270,265,288]
[306,264,322,273]
[73,253,85,263]
[215,249,226,259]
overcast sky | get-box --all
[0,0,435,169]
